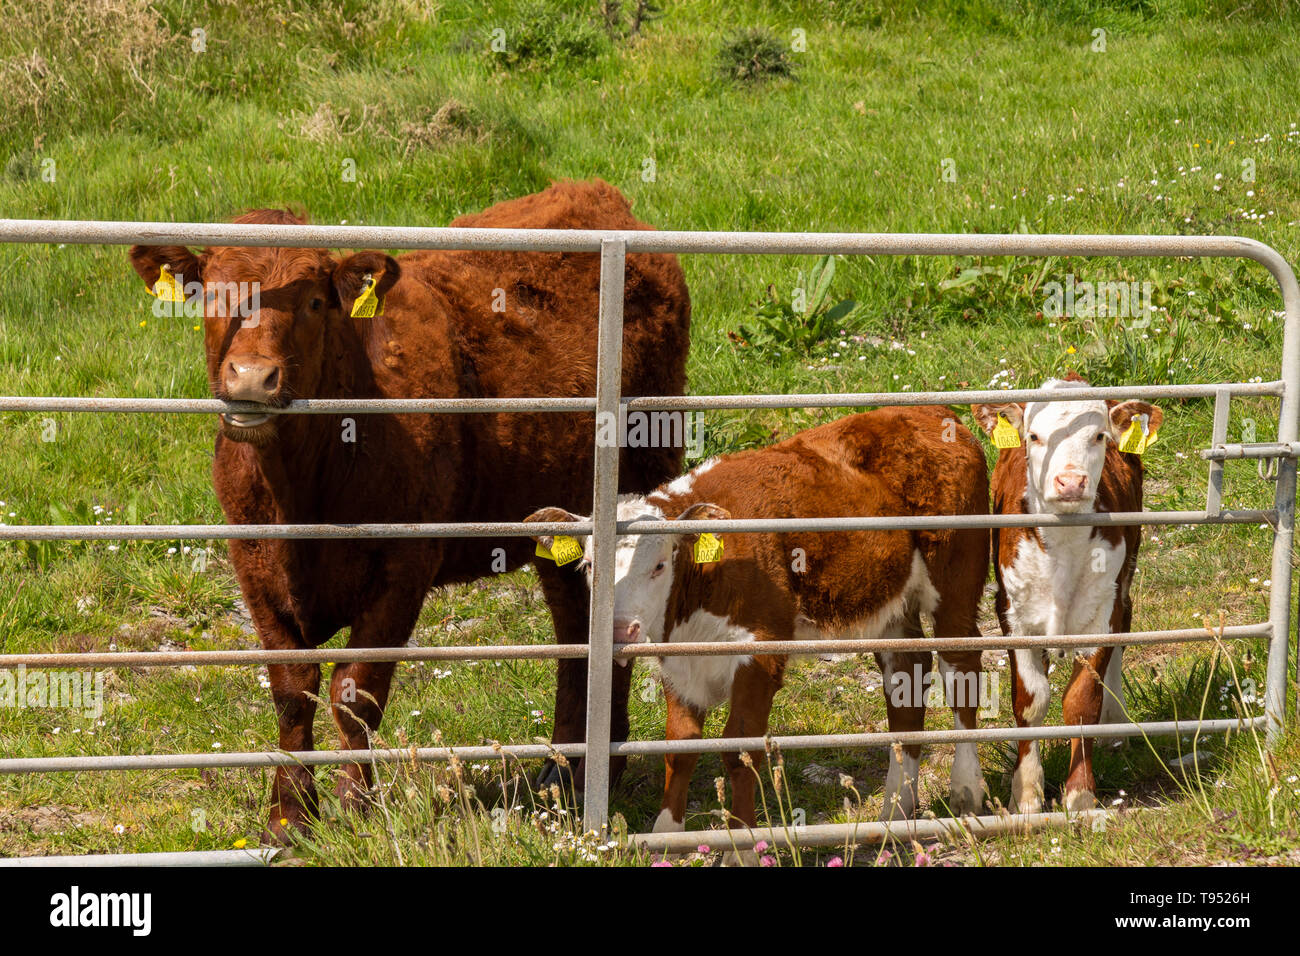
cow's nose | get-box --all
[1053,472,1087,499]
[223,355,281,403]
[613,619,642,643]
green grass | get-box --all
[1,0,1299,864]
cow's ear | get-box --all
[129,245,203,294]
[332,252,400,314]
[1108,400,1164,441]
[970,402,1025,437]
[674,502,730,543]
[524,506,583,553]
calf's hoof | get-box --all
[1064,788,1097,813]
[948,779,987,817]
[721,848,760,867]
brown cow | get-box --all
[527,405,991,839]
[128,180,691,843]
[972,374,1161,812]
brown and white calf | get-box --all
[526,405,990,833]
[972,375,1162,813]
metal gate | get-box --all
[0,219,1295,864]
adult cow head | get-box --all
[972,376,1163,513]
[129,209,400,445]
[525,496,730,659]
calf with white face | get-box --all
[973,376,1162,813]
[527,406,993,840]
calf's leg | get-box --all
[535,562,632,791]
[655,689,707,833]
[1061,646,1114,812]
[1009,648,1050,813]
[937,649,987,815]
[876,645,930,821]
[718,662,782,867]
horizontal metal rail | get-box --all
[0,220,1289,268]
[0,509,1276,541]
[0,717,1261,775]
[0,848,280,868]
[0,380,1283,416]
[633,809,1115,853]
[1201,442,1300,461]
[0,624,1270,669]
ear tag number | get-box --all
[147,264,185,302]
[992,414,1021,449]
[693,532,724,564]
[351,271,384,318]
[1118,413,1157,455]
[537,535,583,566]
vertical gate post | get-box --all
[584,237,626,831]
[1266,258,1300,743]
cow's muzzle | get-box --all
[220,354,282,438]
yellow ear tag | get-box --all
[147,264,186,302]
[1118,414,1157,455]
[992,414,1021,449]
[536,535,583,566]
[693,532,723,564]
[350,272,384,318]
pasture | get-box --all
[1,0,1298,866]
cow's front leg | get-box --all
[329,659,399,810]
[1009,647,1049,814]
[329,582,425,810]
[535,562,632,792]
[1061,646,1114,812]
[655,688,706,833]
[265,659,322,844]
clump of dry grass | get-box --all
[292,97,489,155]
[0,0,174,135]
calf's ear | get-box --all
[674,502,730,543]
[1108,400,1164,440]
[970,402,1025,436]
[524,506,584,553]
[129,245,204,293]
[332,252,401,314]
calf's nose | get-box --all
[223,355,281,403]
[1053,472,1087,499]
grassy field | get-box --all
[1,0,1298,865]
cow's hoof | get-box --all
[261,809,312,847]
[721,848,760,867]
[535,758,577,793]
[334,774,374,813]
[1064,789,1097,813]
[1015,799,1044,816]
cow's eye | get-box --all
[651,562,665,575]
[1096,432,1106,442]
[309,297,324,311]
[1029,432,1040,443]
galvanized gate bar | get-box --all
[582,238,626,832]
[0,623,1272,669]
[0,508,1277,542]
[0,379,1283,416]
[0,717,1262,776]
